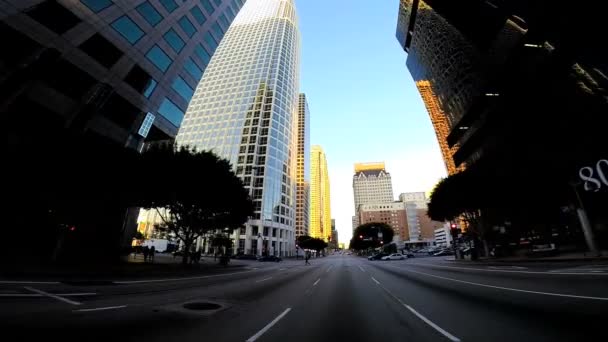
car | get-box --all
[404,251,415,258]
[234,254,258,260]
[433,249,454,256]
[368,253,388,260]
[381,253,406,260]
[257,255,282,262]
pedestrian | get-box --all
[305,252,310,265]
[150,246,155,262]
[143,246,149,262]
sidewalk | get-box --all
[445,250,608,264]
[0,254,247,282]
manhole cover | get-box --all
[183,302,222,311]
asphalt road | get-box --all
[1,255,607,342]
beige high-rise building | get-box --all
[310,146,331,241]
[295,94,310,237]
[352,162,394,232]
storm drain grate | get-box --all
[183,302,222,311]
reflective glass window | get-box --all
[80,0,112,13]
[158,98,184,126]
[218,14,230,29]
[203,31,218,51]
[190,6,206,25]
[145,45,172,72]
[212,22,224,38]
[163,29,185,53]
[159,0,178,13]
[184,58,203,79]
[200,0,214,14]
[213,0,221,5]
[172,76,194,102]
[178,16,197,38]
[136,2,163,27]
[111,16,144,44]
[194,44,211,65]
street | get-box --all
[1,254,607,341]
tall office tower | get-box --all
[176,0,300,256]
[295,94,310,237]
[352,162,394,232]
[1,0,245,149]
[358,202,408,242]
[310,146,331,241]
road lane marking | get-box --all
[358,266,366,272]
[279,268,286,271]
[313,278,320,286]
[24,287,82,305]
[391,266,608,301]
[115,269,257,284]
[405,262,608,276]
[246,308,291,342]
[369,275,460,341]
[74,305,127,312]
[0,293,96,297]
[404,304,461,342]
[256,277,273,283]
[326,266,334,273]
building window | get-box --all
[212,22,224,38]
[157,98,184,126]
[136,1,163,27]
[145,45,172,72]
[124,64,157,98]
[79,33,123,68]
[111,16,144,44]
[194,44,211,65]
[27,1,81,34]
[163,29,185,53]
[203,32,218,50]
[138,113,156,138]
[183,58,203,79]
[80,0,113,13]
[213,0,222,5]
[218,13,230,29]
[171,76,194,102]
[158,0,178,13]
[200,0,214,14]
[190,6,207,25]
[178,16,197,38]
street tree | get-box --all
[140,144,253,264]
[350,223,394,251]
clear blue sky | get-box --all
[296,0,447,244]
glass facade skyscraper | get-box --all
[310,145,331,241]
[295,93,310,237]
[176,0,300,256]
[0,0,245,149]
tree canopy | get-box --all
[296,235,328,252]
[349,223,394,251]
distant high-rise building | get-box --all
[358,202,408,242]
[176,0,301,256]
[329,219,338,249]
[399,192,428,209]
[310,146,331,241]
[295,94,310,237]
[352,162,394,232]
[1,0,245,149]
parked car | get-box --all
[368,253,389,260]
[381,253,406,260]
[433,249,454,256]
[404,251,415,258]
[257,255,282,262]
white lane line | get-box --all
[392,266,608,301]
[358,265,366,273]
[369,275,460,341]
[0,281,60,285]
[313,278,320,286]
[245,308,292,342]
[115,269,257,284]
[404,304,461,342]
[24,287,82,305]
[0,293,96,298]
[278,268,286,271]
[256,277,273,283]
[326,266,334,273]
[74,305,127,313]
[406,262,608,276]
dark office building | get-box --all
[0,0,246,149]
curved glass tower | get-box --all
[176,0,300,256]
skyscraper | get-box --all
[310,146,331,241]
[176,0,300,256]
[352,162,394,231]
[1,0,245,149]
[295,94,310,237]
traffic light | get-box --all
[359,235,363,239]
